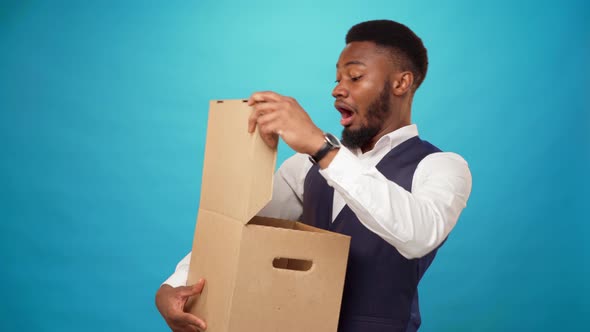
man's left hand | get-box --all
[247,91,325,155]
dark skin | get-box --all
[155,41,415,331]
[330,41,415,153]
[155,279,207,332]
[248,41,415,159]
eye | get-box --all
[351,75,363,82]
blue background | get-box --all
[1,0,588,331]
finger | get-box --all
[170,320,200,332]
[252,102,279,114]
[256,110,281,127]
[258,117,282,136]
[248,104,275,133]
[175,312,207,331]
[253,112,280,149]
[171,321,199,332]
[178,279,206,298]
[192,278,206,294]
[260,132,279,149]
[247,91,281,105]
[248,107,259,133]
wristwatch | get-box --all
[309,133,341,164]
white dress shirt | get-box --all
[164,124,472,287]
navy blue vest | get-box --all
[302,136,442,332]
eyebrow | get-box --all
[336,60,367,68]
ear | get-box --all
[391,71,414,96]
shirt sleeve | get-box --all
[162,252,192,287]
[319,147,472,259]
[257,153,312,220]
[163,153,312,287]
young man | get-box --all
[156,20,472,332]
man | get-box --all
[156,20,472,332]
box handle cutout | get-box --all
[272,257,313,272]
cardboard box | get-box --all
[186,99,351,332]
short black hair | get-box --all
[346,20,428,91]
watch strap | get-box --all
[309,133,339,164]
[310,140,333,164]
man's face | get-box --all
[332,41,395,149]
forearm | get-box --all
[320,148,472,259]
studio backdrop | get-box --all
[1,0,588,331]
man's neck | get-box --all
[361,120,411,153]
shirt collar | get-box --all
[349,124,419,156]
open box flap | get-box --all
[199,99,277,224]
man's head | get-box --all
[333,20,428,151]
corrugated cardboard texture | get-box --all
[228,221,349,332]
[199,100,276,224]
[187,212,243,331]
[187,99,350,332]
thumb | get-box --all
[261,132,279,149]
[178,278,206,299]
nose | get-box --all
[332,81,349,99]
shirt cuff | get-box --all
[319,146,364,185]
[162,270,189,288]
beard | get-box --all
[341,80,392,150]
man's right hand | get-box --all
[155,279,207,332]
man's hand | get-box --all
[247,91,325,155]
[155,279,207,332]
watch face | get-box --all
[325,133,341,148]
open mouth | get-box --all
[335,101,355,127]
